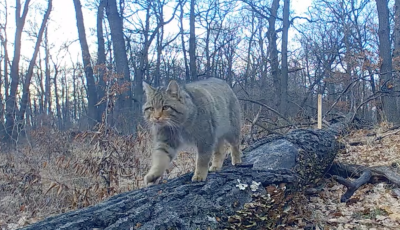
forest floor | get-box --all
[304,123,400,230]
[0,123,400,229]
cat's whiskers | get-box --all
[165,120,180,137]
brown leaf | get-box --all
[44,182,58,195]
[57,185,63,196]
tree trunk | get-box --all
[0,15,10,127]
[17,0,52,132]
[73,0,99,127]
[96,0,107,123]
[3,0,31,141]
[105,0,133,133]
[0,56,2,126]
[73,70,77,121]
[189,0,197,81]
[62,73,70,129]
[179,1,190,82]
[0,15,10,100]
[280,0,290,116]
[44,28,52,115]
[376,0,398,123]
[154,4,164,87]
[20,121,349,230]
[267,0,280,108]
[53,65,62,129]
[394,0,400,117]
[36,53,45,115]
[243,12,256,115]
[394,0,400,72]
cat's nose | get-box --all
[154,114,162,120]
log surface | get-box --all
[21,124,346,230]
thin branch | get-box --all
[239,98,297,128]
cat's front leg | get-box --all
[192,145,213,182]
[144,143,176,185]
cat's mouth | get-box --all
[150,118,168,126]
[149,118,178,128]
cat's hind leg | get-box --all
[230,144,242,165]
[226,135,242,166]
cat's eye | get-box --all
[162,105,172,111]
[145,107,154,112]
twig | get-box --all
[324,79,358,118]
[374,128,400,141]
[245,118,281,136]
[350,93,381,123]
[239,98,297,129]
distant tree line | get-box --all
[0,0,399,144]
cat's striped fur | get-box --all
[142,77,242,184]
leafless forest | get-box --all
[1,0,400,229]
[1,0,399,139]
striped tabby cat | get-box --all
[142,77,242,184]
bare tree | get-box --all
[52,60,62,129]
[394,0,400,72]
[189,0,197,81]
[280,0,290,116]
[179,0,190,82]
[44,28,52,115]
[73,0,99,127]
[393,0,400,116]
[17,0,52,134]
[96,0,107,122]
[3,0,31,141]
[376,0,398,123]
[0,2,9,126]
[242,0,280,107]
[105,0,133,133]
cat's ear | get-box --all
[166,80,180,98]
[143,81,155,96]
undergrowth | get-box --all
[0,124,197,229]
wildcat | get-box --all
[142,77,242,184]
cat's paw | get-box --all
[232,157,242,166]
[144,173,160,185]
[191,174,207,182]
[209,165,222,172]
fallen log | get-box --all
[21,123,347,230]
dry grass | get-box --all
[0,126,196,229]
[1,123,400,229]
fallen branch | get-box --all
[333,170,372,202]
[374,127,400,141]
[328,162,400,202]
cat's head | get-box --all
[142,80,191,128]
